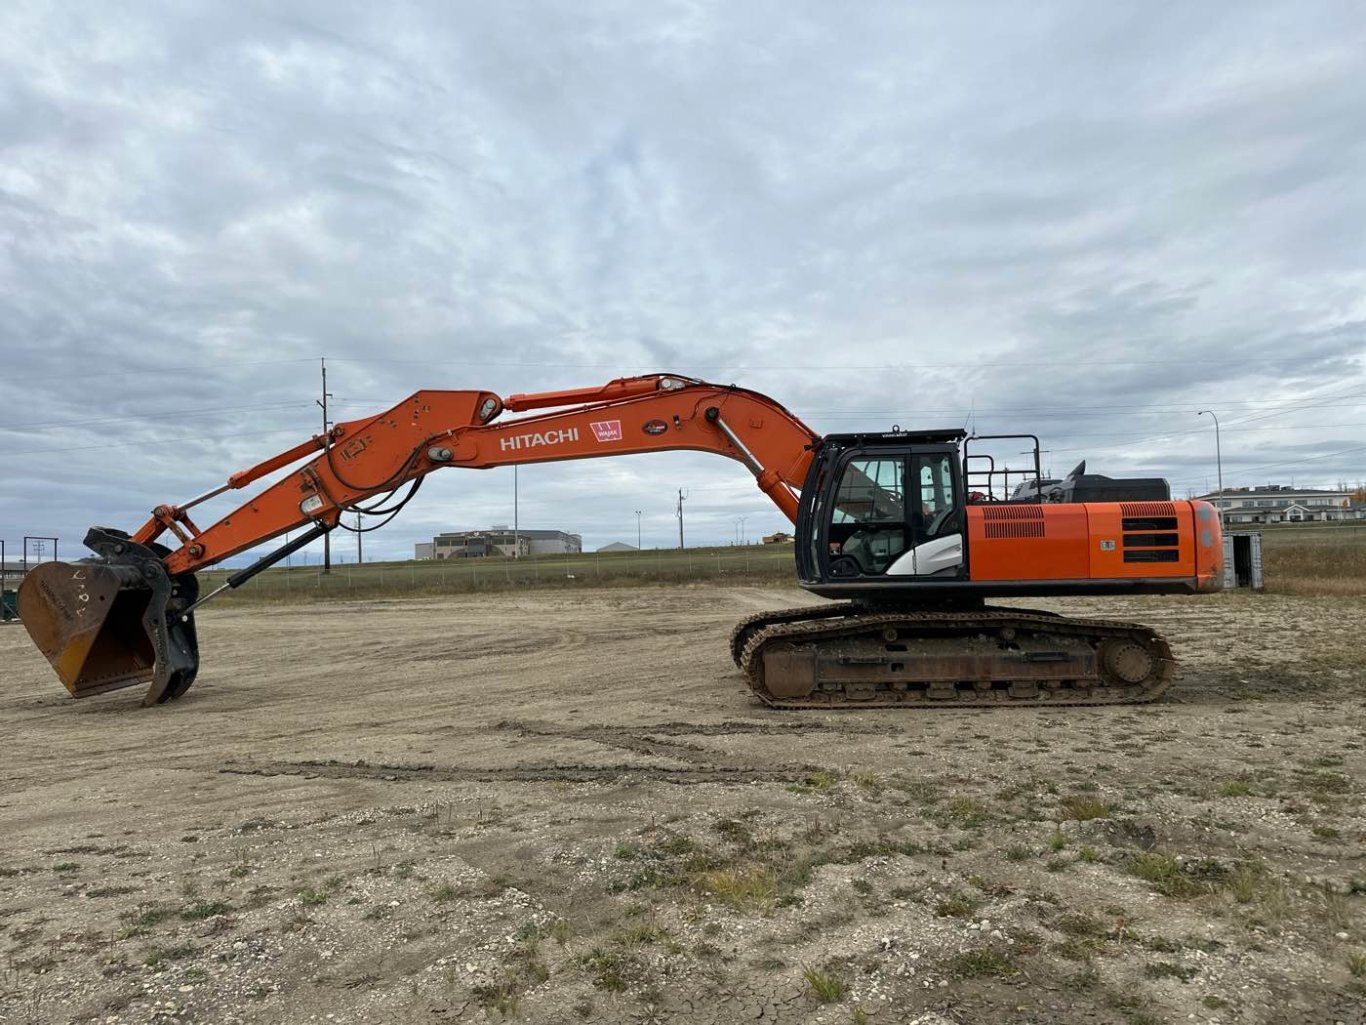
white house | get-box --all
[1196,485,1362,524]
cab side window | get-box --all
[918,453,960,540]
[829,458,906,574]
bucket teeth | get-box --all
[16,528,201,704]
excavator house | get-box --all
[18,374,1224,709]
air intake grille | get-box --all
[1124,549,1180,563]
[982,505,1045,539]
[1120,502,1176,518]
[1119,502,1180,563]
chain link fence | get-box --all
[200,546,796,605]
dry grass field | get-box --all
[1255,524,1366,596]
[0,529,1363,1025]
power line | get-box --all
[806,401,1366,420]
[0,402,312,433]
[0,428,305,458]
[325,354,1366,371]
[0,357,320,381]
[326,398,1366,420]
[1164,444,1366,486]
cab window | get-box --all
[917,453,960,540]
[829,458,906,574]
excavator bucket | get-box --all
[17,528,201,705]
[19,560,156,697]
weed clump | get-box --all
[950,947,1018,978]
[943,797,989,828]
[1059,795,1113,821]
[143,945,196,970]
[578,947,645,992]
[789,771,839,795]
[473,932,551,1015]
[181,900,231,921]
[1144,960,1197,982]
[431,882,461,903]
[934,891,980,918]
[849,770,881,791]
[1054,912,1107,937]
[802,964,846,1002]
[1128,852,1206,899]
[696,865,778,910]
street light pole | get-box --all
[1198,410,1223,524]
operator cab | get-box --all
[796,430,969,595]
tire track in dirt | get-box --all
[488,717,899,771]
[218,717,884,785]
[219,759,808,785]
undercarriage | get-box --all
[730,603,1175,708]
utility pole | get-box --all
[356,512,363,564]
[676,489,687,550]
[635,509,642,551]
[513,465,520,558]
[1198,410,1224,526]
[1020,449,1052,479]
[317,358,333,574]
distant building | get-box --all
[419,527,583,560]
[762,532,795,544]
[1196,485,1362,524]
[596,541,638,553]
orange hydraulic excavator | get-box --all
[18,374,1223,708]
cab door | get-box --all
[796,443,967,584]
[824,455,909,577]
[888,451,966,577]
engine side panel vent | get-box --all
[1123,532,1180,548]
[983,505,1046,539]
[1124,549,1180,563]
[1120,502,1176,518]
[1122,516,1179,531]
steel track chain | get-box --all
[737,608,1175,709]
[728,602,860,666]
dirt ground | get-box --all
[1,585,1363,1025]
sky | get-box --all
[2,1,1364,565]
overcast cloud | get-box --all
[2,1,1364,564]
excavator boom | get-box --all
[18,375,820,704]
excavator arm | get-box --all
[18,374,821,704]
